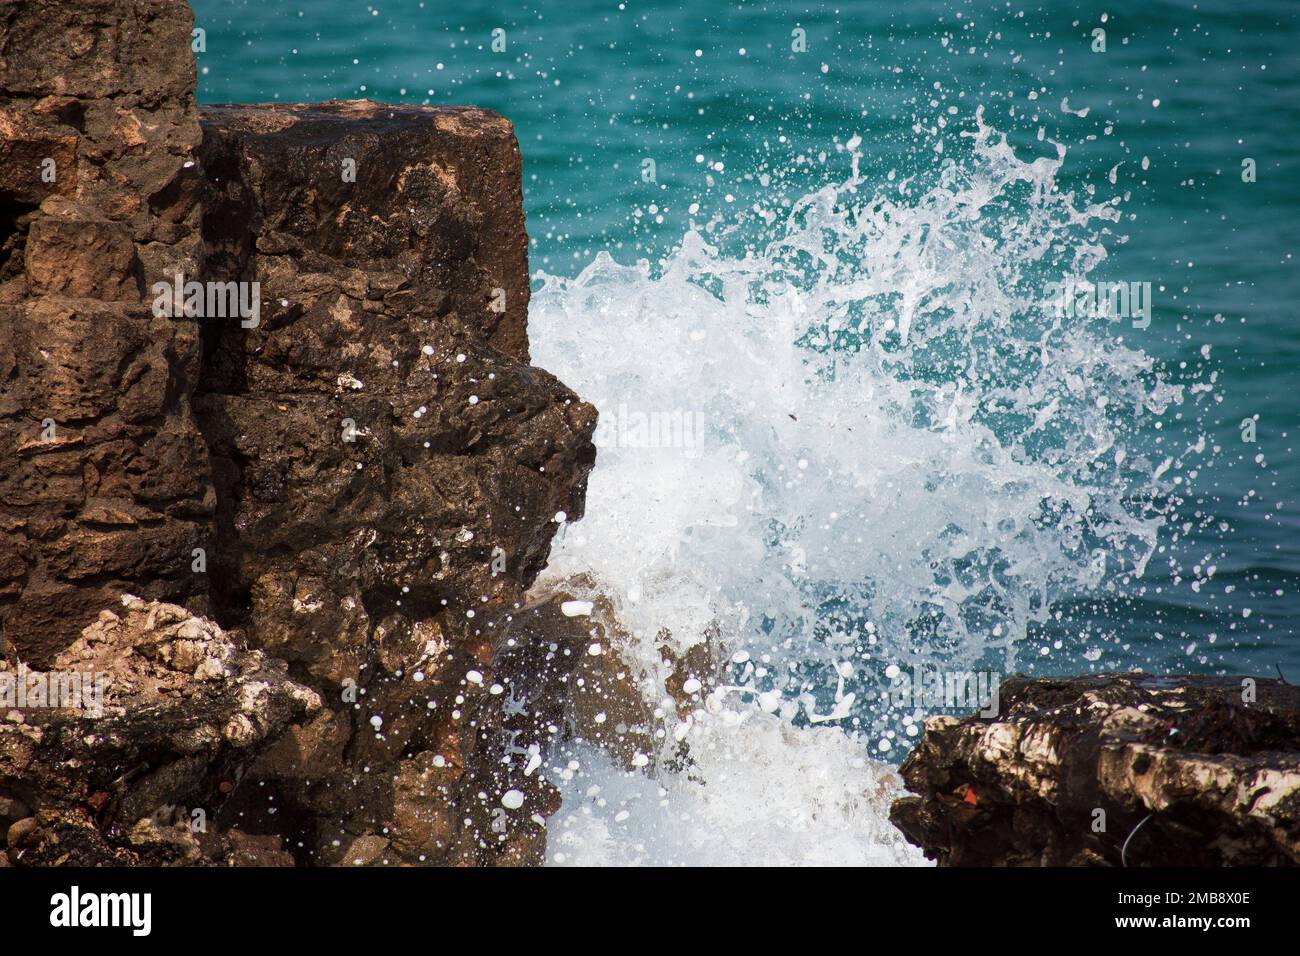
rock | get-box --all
[4,808,137,866]
[6,816,37,849]
[193,101,594,685]
[126,815,203,864]
[247,711,348,781]
[190,100,595,866]
[0,597,319,865]
[223,828,294,867]
[497,589,662,773]
[0,795,29,833]
[889,673,1300,866]
[0,0,212,664]
[336,834,390,867]
[197,99,533,364]
[388,752,458,858]
[0,0,598,867]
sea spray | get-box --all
[529,111,1184,864]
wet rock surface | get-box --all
[497,590,662,776]
[890,674,1300,866]
[1,0,597,865]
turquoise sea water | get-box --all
[191,3,1300,692]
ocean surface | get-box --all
[193,0,1300,864]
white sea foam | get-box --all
[529,110,1182,865]
[546,713,925,867]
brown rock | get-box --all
[0,0,211,663]
[0,596,320,865]
[388,753,457,858]
[224,828,294,867]
[1,0,597,868]
[0,795,29,833]
[890,674,1300,866]
[198,100,531,362]
[24,217,140,299]
[6,816,38,848]
[187,100,595,866]
[498,591,661,771]
[335,834,390,867]
[127,816,203,864]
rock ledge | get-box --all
[890,673,1300,866]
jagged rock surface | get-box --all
[1,596,319,865]
[890,674,1300,866]
[192,101,596,866]
[0,0,597,866]
[0,0,212,664]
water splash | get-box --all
[529,111,1183,863]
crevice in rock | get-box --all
[0,201,37,280]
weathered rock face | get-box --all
[890,674,1300,866]
[198,101,533,364]
[497,591,660,775]
[0,0,211,665]
[193,101,592,685]
[191,101,596,866]
[1,0,597,866]
[1,595,319,866]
